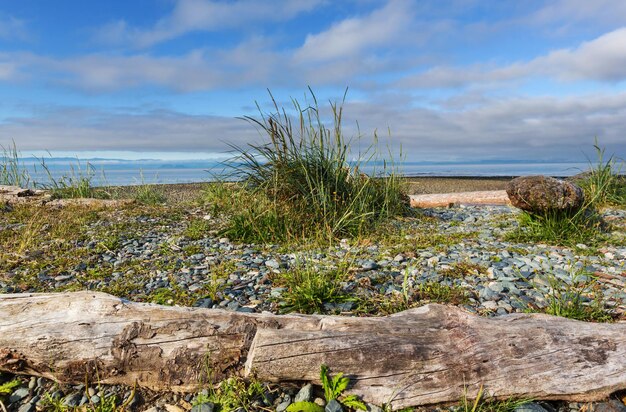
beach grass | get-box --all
[205,89,409,244]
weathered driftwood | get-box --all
[1,292,626,409]
[409,190,510,208]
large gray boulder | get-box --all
[506,175,585,213]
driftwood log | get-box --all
[409,190,510,208]
[1,292,626,409]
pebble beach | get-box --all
[1,178,625,412]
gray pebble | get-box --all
[294,384,313,403]
[326,399,343,412]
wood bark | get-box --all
[409,190,510,208]
[1,292,626,409]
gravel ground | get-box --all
[1,184,626,412]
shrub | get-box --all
[221,89,408,243]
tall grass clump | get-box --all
[38,158,111,199]
[1,140,31,187]
[576,139,626,207]
[218,89,409,243]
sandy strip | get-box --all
[409,190,510,208]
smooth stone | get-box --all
[191,403,215,412]
[276,400,291,412]
[265,259,280,269]
[17,403,35,412]
[361,260,379,271]
[63,392,82,408]
[326,399,343,412]
[514,402,549,412]
[593,400,626,412]
[294,384,313,403]
[367,404,383,412]
[9,388,29,403]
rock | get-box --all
[191,403,215,412]
[294,384,313,403]
[326,399,343,412]
[164,404,185,412]
[63,392,82,408]
[367,404,383,412]
[17,402,35,412]
[593,400,626,412]
[265,259,280,269]
[314,398,326,407]
[514,402,549,412]
[276,400,292,412]
[506,175,584,213]
[9,387,29,403]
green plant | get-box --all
[193,377,266,412]
[38,157,108,199]
[0,140,31,187]
[222,89,408,244]
[274,262,350,314]
[527,266,613,322]
[133,171,166,205]
[577,139,626,207]
[185,219,211,240]
[287,365,367,412]
[507,207,604,247]
[414,281,468,304]
[440,261,487,278]
[458,384,530,412]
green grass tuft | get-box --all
[212,89,409,244]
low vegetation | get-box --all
[273,261,351,314]
[526,266,614,322]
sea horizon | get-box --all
[7,157,597,187]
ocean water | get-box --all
[18,158,592,187]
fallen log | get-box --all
[409,190,510,208]
[1,292,626,409]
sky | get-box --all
[1,0,626,163]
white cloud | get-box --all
[95,0,326,48]
[400,27,626,89]
[3,92,625,162]
[537,27,626,82]
[294,0,413,63]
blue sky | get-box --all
[1,0,626,162]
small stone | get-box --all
[514,402,549,412]
[265,259,280,269]
[326,399,343,412]
[63,392,82,408]
[393,254,405,262]
[276,400,292,412]
[367,403,383,412]
[17,403,35,412]
[28,377,36,390]
[164,404,185,412]
[91,395,101,405]
[361,260,379,271]
[593,400,626,412]
[483,301,498,310]
[9,388,29,403]
[294,384,313,403]
[314,398,326,407]
[191,402,215,412]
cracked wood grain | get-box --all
[1,291,626,409]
